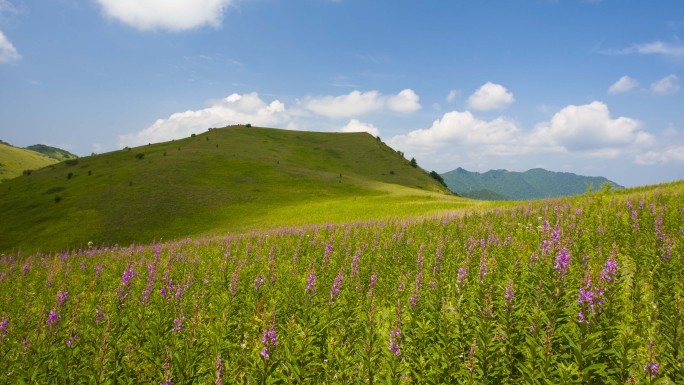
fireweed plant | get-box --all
[0,186,683,384]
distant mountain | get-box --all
[25,144,78,161]
[440,167,622,200]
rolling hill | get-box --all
[0,126,466,253]
[441,167,622,200]
[0,141,61,182]
[25,144,78,162]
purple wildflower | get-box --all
[329,269,343,303]
[351,251,360,277]
[554,248,571,277]
[47,310,61,333]
[172,318,183,333]
[466,338,477,373]
[57,290,68,307]
[95,306,104,324]
[260,327,277,359]
[504,281,515,311]
[0,317,8,339]
[229,268,238,300]
[600,257,618,283]
[367,273,377,298]
[457,266,467,286]
[389,329,401,355]
[253,276,265,291]
[644,362,659,377]
[305,270,316,294]
[216,355,223,385]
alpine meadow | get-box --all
[0,126,683,383]
[2,1,684,384]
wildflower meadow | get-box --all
[1,186,683,384]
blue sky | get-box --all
[1,0,683,186]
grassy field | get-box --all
[0,126,470,253]
[0,142,59,182]
[0,180,681,384]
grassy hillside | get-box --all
[25,144,78,161]
[0,126,468,253]
[0,142,59,182]
[441,167,622,200]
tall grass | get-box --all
[0,184,682,384]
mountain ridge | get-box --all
[441,167,622,200]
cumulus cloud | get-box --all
[386,89,421,113]
[96,0,235,31]
[650,75,680,95]
[388,110,520,154]
[304,89,421,119]
[608,75,638,94]
[467,82,515,111]
[530,101,648,155]
[119,93,294,147]
[340,119,380,137]
[635,145,684,165]
[0,31,20,63]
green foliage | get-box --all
[410,157,418,168]
[135,153,145,160]
[429,170,447,188]
[65,159,79,166]
[0,183,681,383]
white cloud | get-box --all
[304,89,421,119]
[608,75,638,94]
[119,93,295,147]
[386,89,421,113]
[650,75,680,95]
[467,82,515,111]
[0,31,20,63]
[96,0,235,31]
[340,119,380,137]
[530,101,647,155]
[388,110,520,152]
[633,41,684,58]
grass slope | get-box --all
[25,144,78,161]
[0,142,59,182]
[441,167,622,200]
[0,126,468,253]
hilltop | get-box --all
[0,126,464,253]
[441,167,622,200]
[0,141,61,182]
[25,144,78,162]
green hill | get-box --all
[0,126,467,253]
[25,144,78,161]
[0,141,59,182]
[441,167,622,200]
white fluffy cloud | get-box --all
[119,93,294,147]
[304,89,421,119]
[96,0,235,31]
[650,75,680,95]
[608,75,638,94]
[467,82,515,111]
[386,89,421,114]
[0,31,20,63]
[387,100,663,175]
[388,110,520,153]
[530,101,648,155]
[340,119,380,137]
